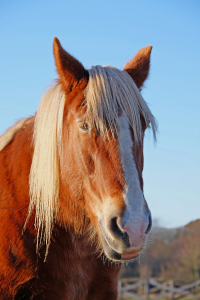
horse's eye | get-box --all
[79,122,89,132]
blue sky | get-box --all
[0,0,199,228]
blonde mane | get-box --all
[27,84,65,253]
[27,66,157,255]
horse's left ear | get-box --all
[53,37,88,93]
[123,46,152,89]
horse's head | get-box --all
[53,38,157,261]
[29,38,157,262]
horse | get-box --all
[0,37,157,300]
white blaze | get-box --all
[118,115,146,229]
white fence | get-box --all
[118,278,200,300]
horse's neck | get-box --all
[0,117,34,227]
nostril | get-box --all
[145,214,152,234]
[110,217,123,239]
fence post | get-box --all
[118,280,121,300]
[145,278,149,300]
[169,279,174,300]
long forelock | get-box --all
[85,65,157,142]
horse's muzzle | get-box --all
[98,212,152,261]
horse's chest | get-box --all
[56,248,98,299]
[38,236,119,300]
[12,230,119,300]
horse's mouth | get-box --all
[99,223,141,262]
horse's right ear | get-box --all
[53,37,89,92]
[123,46,152,90]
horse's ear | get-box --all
[53,37,88,92]
[123,46,152,90]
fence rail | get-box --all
[118,278,200,300]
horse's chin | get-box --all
[120,252,140,261]
[99,226,141,262]
[104,247,140,262]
